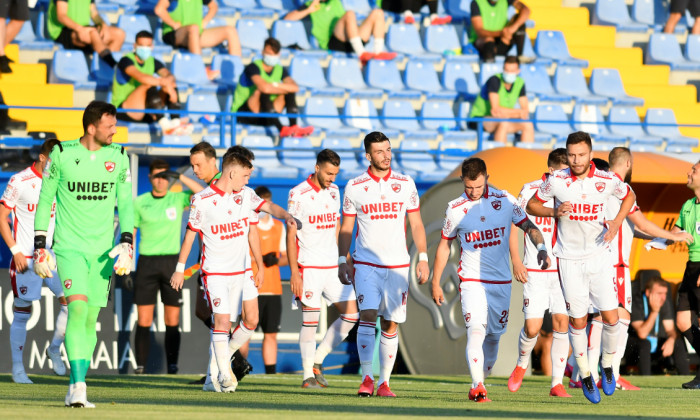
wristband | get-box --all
[34,233,47,250]
[338,256,347,265]
[175,262,185,273]
[418,252,429,262]
[10,245,21,255]
[536,244,547,252]
[120,232,133,245]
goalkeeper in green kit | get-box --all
[33,101,134,408]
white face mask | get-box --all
[263,54,280,67]
[502,72,517,84]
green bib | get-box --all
[469,0,509,43]
[676,198,700,262]
[308,0,346,50]
[470,73,524,118]
[163,0,203,36]
[231,60,284,112]
[47,0,92,40]
[134,191,192,256]
[111,52,156,108]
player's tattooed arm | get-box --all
[526,196,554,217]
[518,219,550,270]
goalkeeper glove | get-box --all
[262,252,279,267]
[109,232,134,276]
[33,232,56,279]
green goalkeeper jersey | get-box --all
[35,139,135,254]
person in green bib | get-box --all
[469,0,530,63]
[112,31,180,123]
[232,37,313,138]
[468,56,533,144]
[154,0,241,56]
[284,0,396,63]
[131,158,203,375]
[47,0,124,67]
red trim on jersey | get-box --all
[526,268,558,273]
[465,186,489,202]
[534,190,547,203]
[0,199,15,210]
[210,182,225,196]
[541,173,549,182]
[306,175,320,193]
[201,269,250,276]
[354,260,410,269]
[298,264,339,269]
[342,212,356,217]
[187,222,201,233]
[441,233,456,240]
[249,220,259,225]
[30,162,42,178]
[367,167,391,182]
[620,185,630,201]
[407,206,420,213]
[459,276,511,284]
[515,217,527,226]
[255,199,266,212]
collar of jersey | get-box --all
[464,185,489,201]
[31,162,42,178]
[541,172,549,182]
[367,167,391,182]
[306,174,321,192]
[567,161,596,181]
[210,182,226,196]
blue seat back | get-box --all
[644,108,683,138]
[553,66,591,96]
[211,54,245,86]
[594,0,633,26]
[647,33,684,64]
[519,64,555,95]
[607,106,645,137]
[343,98,381,130]
[404,60,442,92]
[534,104,572,135]
[399,139,438,172]
[686,34,700,62]
[589,68,626,98]
[382,99,420,131]
[171,52,210,85]
[271,20,311,50]
[442,60,479,95]
[290,56,328,89]
[186,93,222,121]
[534,31,572,60]
[236,19,269,51]
[424,24,461,54]
[303,97,342,129]
[50,50,90,83]
[365,59,404,91]
[386,24,424,55]
[421,101,456,130]
[117,14,152,44]
[327,57,366,90]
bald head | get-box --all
[609,147,631,167]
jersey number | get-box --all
[499,310,509,326]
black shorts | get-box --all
[671,0,700,17]
[54,27,93,54]
[328,35,366,53]
[134,254,183,306]
[677,261,700,312]
[0,0,29,21]
[258,295,282,333]
[162,30,176,47]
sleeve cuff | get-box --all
[187,223,201,233]
[441,233,456,240]
[255,199,265,212]
[407,206,421,213]
[534,191,547,203]
[342,212,356,217]
[249,220,259,225]
[515,217,528,226]
[0,199,15,210]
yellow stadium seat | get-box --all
[0,83,74,107]
[529,7,589,27]
[0,63,47,84]
[616,65,670,86]
[528,25,616,48]
[5,44,19,63]
[627,85,697,106]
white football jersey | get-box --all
[0,164,55,255]
[517,175,557,272]
[535,163,631,260]
[342,168,420,268]
[606,181,640,267]
[288,175,341,268]
[188,184,263,275]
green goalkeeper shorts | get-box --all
[55,250,113,307]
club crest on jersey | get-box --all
[213,298,221,307]
[234,195,242,205]
[465,313,471,322]
[595,182,605,192]
[523,298,529,307]
[19,286,27,295]
[166,207,177,220]
[491,200,501,210]
[391,183,401,193]
[64,279,72,289]
[480,216,486,222]
[104,161,115,172]
[358,294,364,304]
[363,186,369,192]
[305,291,313,300]
[330,191,336,200]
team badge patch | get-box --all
[213,298,221,307]
[330,191,336,200]
[166,207,177,221]
[465,313,471,322]
[480,216,486,222]
[358,294,364,304]
[64,279,72,289]
[234,195,242,205]
[105,161,115,172]
[305,291,313,300]
[523,298,529,307]
[391,183,401,193]
[491,200,501,210]
[19,286,27,295]
[595,182,605,192]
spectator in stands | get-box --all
[468,56,533,144]
[381,0,452,26]
[112,31,181,124]
[469,0,530,63]
[0,0,29,73]
[231,37,313,138]
[284,0,397,63]
[664,0,700,35]
[154,0,241,57]
[627,276,690,375]
[47,0,125,67]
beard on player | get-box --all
[369,154,391,172]
[624,168,632,184]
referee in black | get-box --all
[671,160,700,389]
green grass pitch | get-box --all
[0,374,698,419]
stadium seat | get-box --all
[437,138,474,171]
[271,20,313,51]
[631,0,686,33]
[12,20,53,50]
[589,68,644,107]
[686,34,700,62]
[240,135,299,178]
[404,60,457,99]
[518,63,571,103]
[398,139,451,182]
[365,60,421,99]
[444,0,472,20]
[320,137,364,177]
[534,31,588,67]
[420,101,457,130]
[424,24,461,54]
[479,62,500,86]
[457,101,471,130]
[593,0,648,32]
[571,104,626,143]
[607,106,664,144]
[279,137,317,170]
[381,99,434,137]
[90,52,122,89]
[644,108,699,147]
[289,56,344,96]
[49,50,97,90]
[258,0,298,11]
[236,19,269,51]
[210,54,245,90]
[553,66,608,105]
[117,14,152,44]
[343,98,381,131]
[327,57,383,98]
[303,97,360,138]
[161,135,193,146]
[171,52,218,92]
[342,0,372,16]
[533,104,573,139]
[186,93,222,128]
[441,57,480,99]
[646,34,700,70]
[386,24,440,60]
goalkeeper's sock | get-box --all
[65,300,88,373]
[69,359,89,385]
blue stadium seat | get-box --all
[161,135,194,146]
[236,19,269,51]
[271,20,311,50]
[665,141,694,153]
[327,57,383,98]
[686,34,700,62]
[386,24,440,60]
[117,14,152,44]
[90,52,123,89]
[478,62,500,86]
[343,98,382,131]
[382,99,434,138]
[210,54,244,90]
[424,24,461,54]
[186,93,222,129]
[519,63,571,103]
[280,137,317,170]
[444,0,472,20]
[442,58,480,99]
[49,50,97,90]
[259,0,298,11]
[631,0,687,33]
[644,108,699,147]
[589,68,644,107]
[13,20,54,50]
[171,52,218,92]
[571,104,626,143]
[646,34,700,70]
[534,31,588,67]
[404,60,457,99]
[221,0,256,9]
[398,139,450,181]
[421,101,457,130]
[533,104,573,139]
[593,0,648,32]
[290,56,344,96]
[457,101,471,130]
[240,135,299,178]
[553,66,608,105]
[342,0,372,15]
[365,60,421,99]
[320,137,364,177]
[438,138,474,171]
[607,106,664,145]
[303,96,344,130]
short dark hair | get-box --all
[565,131,593,150]
[222,151,253,170]
[547,148,567,168]
[645,276,669,293]
[504,55,520,66]
[609,147,631,167]
[263,37,281,54]
[135,30,153,42]
[591,158,609,171]
[83,101,116,131]
[149,158,169,173]
[461,157,487,180]
[224,145,255,162]
[190,141,217,159]
[40,138,60,157]
[363,131,390,153]
[255,186,271,198]
[317,149,341,167]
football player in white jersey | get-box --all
[526,132,636,404]
[507,148,571,398]
[429,157,550,403]
[338,132,429,398]
[287,149,359,389]
[0,139,67,384]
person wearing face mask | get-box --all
[231,37,313,138]
[112,31,181,124]
[468,56,533,144]
[469,0,530,63]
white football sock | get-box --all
[10,310,30,369]
[588,319,603,381]
[601,321,619,369]
[466,325,486,387]
[349,37,366,55]
[374,38,385,54]
[551,331,569,387]
[315,313,358,365]
[613,319,630,379]
[482,334,500,379]
[299,306,319,380]
[516,328,537,369]
[378,330,398,386]
[51,304,68,351]
[229,321,254,354]
[569,324,590,378]
[357,321,376,380]
[568,353,579,382]
[212,330,230,380]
